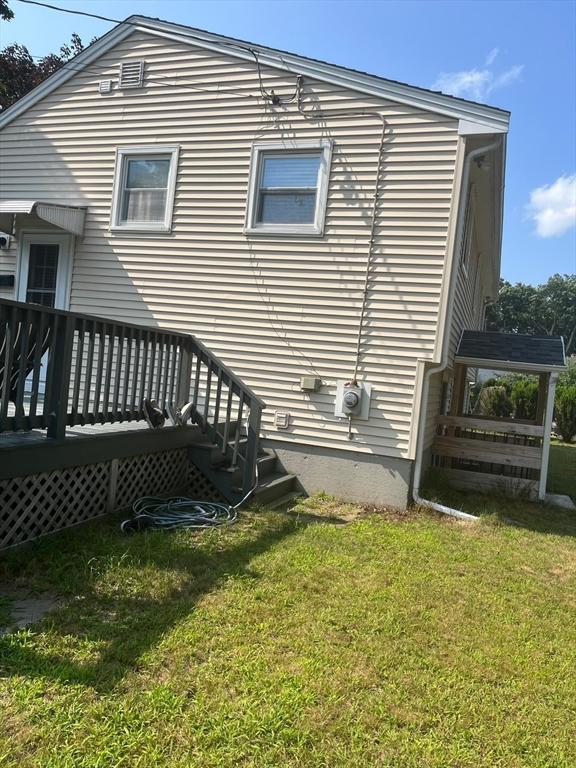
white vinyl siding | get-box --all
[0,30,461,460]
[449,187,487,364]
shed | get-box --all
[432,331,567,500]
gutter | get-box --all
[412,136,504,522]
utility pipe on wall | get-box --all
[411,137,504,522]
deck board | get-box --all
[0,419,151,448]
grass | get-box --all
[1,494,575,768]
[548,440,576,502]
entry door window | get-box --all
[17,234,71,310]
[25,243,60,307]
[17,234,73,396]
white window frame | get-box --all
[245,140,333,237]
[16,232,73,310]
[110,145,179,233]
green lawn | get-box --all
[548,441,576,502]
[1,494,575,767]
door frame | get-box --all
[16,232,74,309]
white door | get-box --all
[17,233,73,394]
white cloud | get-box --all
[526,175,576,238]
[432,50,524,102]
[485,48,499,67]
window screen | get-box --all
[120,157,171,224]
[256,153,321,225]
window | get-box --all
[25,244,59,307]
[111,146,179,232]
[245,140,332,236]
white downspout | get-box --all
[412,137,504,522]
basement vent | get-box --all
[119,60,145,89]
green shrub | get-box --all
[559,357,576,389]
[555,386,576,443]
[510,378,539,420]
[477,386,513,417]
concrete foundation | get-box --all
[263,440,413,509]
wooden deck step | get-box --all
[253,472,297,505]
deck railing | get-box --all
[0,298,264,493]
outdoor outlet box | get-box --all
[274,411,290,429]
[335,380,372,421]
[300,376,321,392]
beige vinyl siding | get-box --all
[422,370,444,452]
[448,212,487,364]
[0,31,460,459]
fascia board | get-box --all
[136,20,510,131]
[0,23,135,129]
[0,17,511,133]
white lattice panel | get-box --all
[0,462,110,549]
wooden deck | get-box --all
[0,419,201,482]
[0,418,150,449]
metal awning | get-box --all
[455,330,567,372]
[0,200,86,236]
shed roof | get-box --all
[456,331,566,372]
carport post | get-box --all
[538,372,559,501]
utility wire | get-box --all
[15,0,297,105]
[295,77,389,383]
[26,54,260,100]
[15,0,143,25]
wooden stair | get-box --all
[188,426,301,507]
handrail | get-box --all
[0,298,265,494]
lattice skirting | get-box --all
[0,448,223,551]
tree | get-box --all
[0,1,13,21]
[486,274,576,355]
[0,34,91,111]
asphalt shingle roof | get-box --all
[456,331,566,370]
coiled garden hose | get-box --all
[121,497,239,533]
[120,465,259,534]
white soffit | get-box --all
[0,200,86,236]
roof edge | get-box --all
[455,356,567,373]
[128,16,511,130]
[1,15,511,132]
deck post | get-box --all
[242,402,262,495]
[46,314,76,439]
[538,372,558,501]
[450,363,468,417]
[175,337,194,408]
[536,373,548,424]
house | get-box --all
[3,15,556,546]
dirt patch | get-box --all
[0,584,64,636]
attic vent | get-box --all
[119,60,145,89]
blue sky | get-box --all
[1,0,575,285]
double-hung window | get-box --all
[245,140,333,236]
[111,146,179,232]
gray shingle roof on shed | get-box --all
[456,331,566,370]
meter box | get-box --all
[334,380,372,421]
